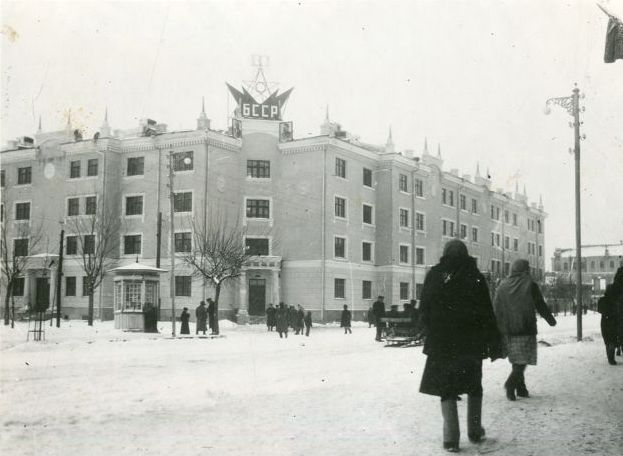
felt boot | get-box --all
[467,395,486,443]
[441,399,460,452]
[607,345,617,365]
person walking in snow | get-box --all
[598,266,623,365]
[372,296,385,341]
[276,302,289,339]
[296,305,305,335]
[266,303,276,331]
[304,311,313,336]
[493,259,557,400]
[419,240,504,453]
[367,306,375,328]
[341,304,352,334]
[180,307,190,335]
[207,298,216,334]
[195,301,208,335]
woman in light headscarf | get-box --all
[419,240,504,452]
[493,259,556,401]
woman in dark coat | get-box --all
[304,311,313,336]
[493,259,557,400]
[266,304,276,331]
[340,304,352,334]
[419,239,503,453]
[598,266,623,365]
[180,307,190,335]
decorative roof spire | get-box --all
[104,106,108,122]
[201,96,206,114]
[100,107,112,137]
[486,167,491,179]
[197,98,210,130]
[66,109,72,130]
[515,181,519,194]
[423,137,429,155]
[539,194,543,208]
[523,184,527,196]
[476,161,481,177]
[385,126,395,153]
[437,143,442,159]
[38,115,42,133]
[325,104,330,121]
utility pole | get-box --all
[168,154,176,338]
[55,227,64,328]
[545,84,585,341]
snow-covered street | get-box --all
[1,313,621,456]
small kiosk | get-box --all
[110,263,167,332]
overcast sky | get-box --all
[2,0,622,267]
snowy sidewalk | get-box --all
[1,313,621,456]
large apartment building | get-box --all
[0,84,546,322]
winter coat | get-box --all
[372,300,385,319]
[599,279,623,345]
[266,306,277,326]
[207,301,215,330]
[419,255,503,398]
[180,310,190,335]
[367,307,375,325]
[304,313,312,328]
[195,305,208,332]
[340,310,352,328]
[276,307,289,332]
[296,309,305,329]
[494,275,556,336]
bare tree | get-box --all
[1,205,45,327]
[181,212,254,335]
[67,193,120,326]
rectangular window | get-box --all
[362,242,372,262]
[70,160,81,178]
[443,220,455,237]
[460,224,467,240]
[1,170,5,187]
[66,236,78,255]
[245,238,269,256]
[362,280,372,300]
[14,239,29,257]
[247,160,271,178]
[362,204,373,224]
[87,159,98,177]
[83,235,95,255]
[415,247,425,265]
[460,194,466,211]
[415,283,424,300]
[67,198,80,216]
[513,213,517,226]
[246,199,270,218]
[334,197,346,218]
[442,188,447,205]
[490,205,495,219]
[334,237,346,258]
[65,277,76,296]
[414,178,423,197]
[495,234,500,247]
[15,202,30,220]
[175,276,192,297]
[12,277,25,296]
[472,227,479,243]
[399,209,409,228]
[363,167,372,187]
[175,232,192,253]
[471,198,478,214]
[513,238,519,252]
[124,235,142,255]
[504,236,510,250]
[82,276,91,296]
[335,157,346,178]
[400,282,409,300]
[334,278,345,298]
[174,192,192,213]
[415,212,425,231]
[504,210,509,223]
[448,190,454,207]
[125,196,143,216]
[173,151,194,171]
[399,245,409,264]
[538,245,543,257]
[537,220,542,234]
[491,232,495,246]
[399,174,408,192]
[17,167,32,185]
[504,262,511,276]
[127,157,145,176]
[85,196,97,215]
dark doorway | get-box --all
[248,278,266,316]
[35,278,50,312]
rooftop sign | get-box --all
[227,83,293,121]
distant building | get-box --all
[0,80,546,322]
[551,243,623,293]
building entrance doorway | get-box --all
[248,278,266,316]
[35,277,50,312]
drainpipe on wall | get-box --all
[321,144,327,321]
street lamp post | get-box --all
[545,83,585,342]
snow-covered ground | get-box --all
[1,313,621,456]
